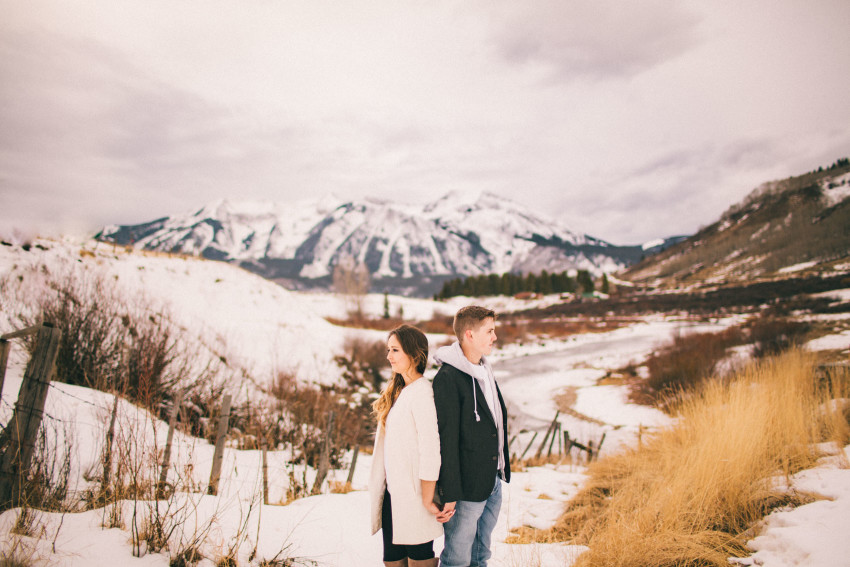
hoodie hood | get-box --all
[433,341,493,379]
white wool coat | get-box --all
[369,377,443,545]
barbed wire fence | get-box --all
[0,322,62,510]
[0,321,351,513]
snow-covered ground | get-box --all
[1,238,849,566]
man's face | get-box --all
[466,317,497,359]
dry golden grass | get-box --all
[328,480,354,494]
[536,349,849,567]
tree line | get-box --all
[435,269,608,300]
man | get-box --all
[432,306,511,567]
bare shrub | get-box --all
[0,534,41,567]
[283,461,309,505]
[336,335,387,392]
[747,316,811,359]
[236,335,386,471]
[332,254,370,321]
[629,327,744,406]
[266,370,370,468]
[2,265,224,425]
[17,419,75,513]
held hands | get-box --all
[421,480,455,523]
[422,496,455,523]
[437,500,455,523]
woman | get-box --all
[369,324,450,567]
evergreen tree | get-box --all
[525,273,537,294]
[500,273,512,296]
[539,270,552,295]
[462,277,475,297]
[577,270,594,294]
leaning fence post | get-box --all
[0,323,62,510]
[535,411,560,459]
[595,433,607,461]
[0,339,11,398]
[535,424,552,459]
[208,393,232,496]
[519,431,537,460]
[346,444,360,485]
[547,422,560,457]
[311,411,335,495]
[157,390,183,499]
[557,425,562,456]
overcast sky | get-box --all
[2,0,849,245]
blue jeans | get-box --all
[440,476,502,567]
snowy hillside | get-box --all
[0,237,347,393]
[96,191,648,295]
[623,162,850,287]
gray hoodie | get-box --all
[433,341,506,476]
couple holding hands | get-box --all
[369,306,511,567]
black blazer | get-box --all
[433,363,511,503]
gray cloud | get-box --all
[0,27,324,232]
[491,0,702,81]
[2,1,849,247]
[551,138,795,243]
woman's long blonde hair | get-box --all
[372,324,429,428]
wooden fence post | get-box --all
[157,391,183,499]
[346,444,360,485]
[547,422,559,457]
[563,431,571,459]
[557,426,562,456]
[595,433,607,461]
[207,393,232,496]
[311,411,335,495]
[535,411,560,459]
[519,431,537,460]
[535,424,552,459]
[0,339,10,398]
[101,394,120,495]
[262,439,269,505]
[0,323,62,510]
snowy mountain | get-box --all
[96,192,649,295]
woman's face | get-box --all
[387,334,414,376]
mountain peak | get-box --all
[424,189,506,213]
[97,193,642,296]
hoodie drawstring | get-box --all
[472,376,480,422]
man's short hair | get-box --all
[453,305,497,342]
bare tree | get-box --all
[332,254,370,320]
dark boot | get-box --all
[383,559,408,567]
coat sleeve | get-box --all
[433,367,463,502]
[411,383,441,481]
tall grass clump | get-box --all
[552,349,848,567]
